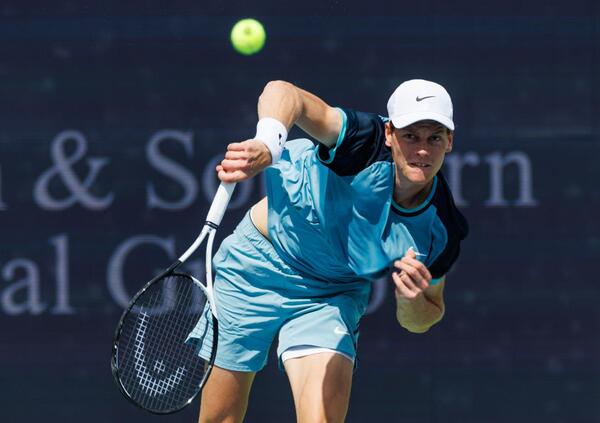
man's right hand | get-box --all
[216,139,273,182]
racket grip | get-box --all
[206,182,237,226]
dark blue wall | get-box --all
[1,2,598,422]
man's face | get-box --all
[385,120,453,186]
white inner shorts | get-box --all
[280,345,354,364]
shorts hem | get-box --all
[277,346,357,372]
[213,358,265,373]
[280,346,354,364]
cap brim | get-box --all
[390,112,455,131]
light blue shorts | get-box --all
[187,212,371,372]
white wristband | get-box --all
[255,117,288,164]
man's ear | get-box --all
[384,121,394,147]
[446,131,454,153]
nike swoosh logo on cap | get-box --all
[416,95,435,102]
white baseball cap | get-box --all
[386,79,454,130]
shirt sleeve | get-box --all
[317,108,392,176]
[430,277,444,285]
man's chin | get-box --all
[406,170,432,184]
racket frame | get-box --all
[110,183,235,414]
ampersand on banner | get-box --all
[34,130,114,210]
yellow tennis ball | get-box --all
[230,18,266,56]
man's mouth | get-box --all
[409,162,431,168]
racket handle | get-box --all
[206,182,237,226]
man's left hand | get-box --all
[392,248,432,301]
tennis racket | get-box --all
[111,182,236,414]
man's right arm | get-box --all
[258,80,342,148]
[218,80,342,182]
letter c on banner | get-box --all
[107,235,175,308]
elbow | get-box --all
[396,308,445,334]
[258,80,304,117]
[261,80,295,97]
[264,79,292,89]
[399,322,433,334]
[261,80,300,101]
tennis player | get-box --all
[189,79,468,423]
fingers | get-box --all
[224,150,248,160]
[392,249,432,297]
[400,257,431,284]
[215,139,272,183]
[399,249,432,286]
[392,270,419,300]
[217,169,249,183]
[395,263,429,290]
[220,158,249,169]
[216,157,250,182]
[224,142,246,151]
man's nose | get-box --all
[416,146,429,156]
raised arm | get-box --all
[217,80,342,182]
[258,80,342,148]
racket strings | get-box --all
[117,273,212,413]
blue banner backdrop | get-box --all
[0,2,598,422]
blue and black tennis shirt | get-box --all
[264,108,468,284]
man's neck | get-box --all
[393,178,435,210]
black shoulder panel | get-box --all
[428,173,469,279]
[318,109,392,176]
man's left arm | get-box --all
[395,278,445,334]
[392,248,446,333]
